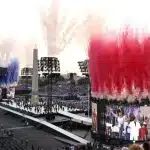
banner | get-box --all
[92,102,98,132]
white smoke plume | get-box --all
[0,38,35,68]
[0,38,16,67]
[41,0,89,56]
[0,0,91,73]
[0,0,46,69]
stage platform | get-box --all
[0,105,89,144]
[1,101,80,114]
[53,136,85,146]
[58,110,92,125]
[1,101,92,125]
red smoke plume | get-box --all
[89,29,150,101]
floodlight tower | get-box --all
[78,59,91,117]
[39,57,60,120]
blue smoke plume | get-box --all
[0,59,19,87]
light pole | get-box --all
[39,57,60,120]
[69,73,76,99]
[78,59,91,117]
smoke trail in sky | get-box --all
[41,0,89,56]
[0,37,34,68]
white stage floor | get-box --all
[59,110,92,124]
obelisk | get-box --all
[31,45,39,105]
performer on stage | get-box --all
[123,115,130,140]
[143,121,148,140]
[111,109,125,138]
[139,123,147,141]
[129,117,141,141]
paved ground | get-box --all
[0,109,66,150]
[14,128,65,150]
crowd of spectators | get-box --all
[121,143,150,150]
[99,142,150,150]
[39,81,88,97]
[52,99,88,112]
[96,142,150,150]
[0,124,90,150]
[0,125,32,150]
[1,122,150,150]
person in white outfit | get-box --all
[129,117,141,141]
[111,109,125,138]
[123,115,130,140]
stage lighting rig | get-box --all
[19,67,33,99]
[21,67,33,88]
[38,57,60,120]
[21,67,33,77]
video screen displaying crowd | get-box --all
[106,106,149,141]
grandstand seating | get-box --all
[39,82,88,97]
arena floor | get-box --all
[0,109,66,150]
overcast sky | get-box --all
[0,0,88,74]
[0,0,149,74]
